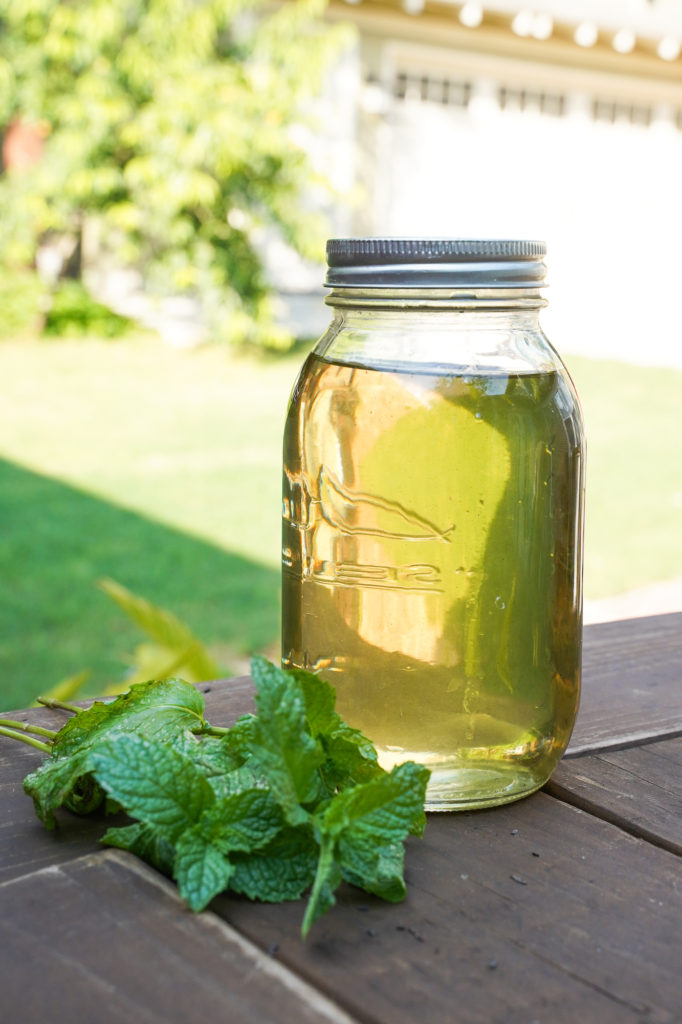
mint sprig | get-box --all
[12,658,429,936]
[23,678,208,827]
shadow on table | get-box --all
[0,458,280,708]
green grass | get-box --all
[1,336,680,708]
[0,336,300,708]
[565,354,682,599]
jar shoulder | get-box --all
[312,311,572,383]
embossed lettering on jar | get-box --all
[282,239,585,811]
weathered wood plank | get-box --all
[216,793,682,1024]
[197,675,256,723]
[2,672,682,1023]
[547,736,682,855]
[567,611,682,755]
[2,621,681,1024]
[0,849,358,1024]
[3,768,679,1024]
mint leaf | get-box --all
[230,827,318,902]
[321,721,385,791]
[102,822,175,876]
[24,750,97,828]
[173,827,233,912]
[170,731,242,779]
[23,681,207,827]
[90,735,214,840]
[340,841,407,903]
[302,761,430,932]
[287,665,385,791]
[331,761,427,904]
[208,763,269,799]
[198,789,283,853]
[324,761,430,843]
[22,681,208,828]
[172,789,283,912]
[52,678,206,759]
[63,770,107,816]
[287,667,338,736]
[14,661,430,937]
[220,714,257,760]
[249,656,325,824]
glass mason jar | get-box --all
[282,239,585,811]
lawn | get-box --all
[1,335,680,709]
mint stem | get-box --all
[199,726,231,737]
[0,718,56,740]
[0,726,52,752]
[301,833,335,939]
[36,697,84,714]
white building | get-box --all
[274,0,682,368]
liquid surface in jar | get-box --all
[282,353,583,809]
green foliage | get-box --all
[249,656,327,823]
[43,281,135,338]
[51,677,206,758]
[0,269,46,339]
[102,821,175,875]
[24,677,207,825]
[0,272,133,341]
[39,670,92,704]
[0,0,351,348]
[91,736,216,836]
[36,578,223,704]
[16,660,429,934]
[96,578,222,691]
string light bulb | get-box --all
[657,36,681,61]
[512,10,553,41]
[511,10,533,37]
[532,13,553,40]
[459,2,483,29]
[574,22,598,48]
[612,28,636,54]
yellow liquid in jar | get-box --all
[282,354,583,810]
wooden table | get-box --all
[2,613,681,1023]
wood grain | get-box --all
[1,619,680,1024]
[547,736,682,855]
[215,793,682,1024]
[567,612,682,755]
[196,675,256,725]
[0,850,358,1024]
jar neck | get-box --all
[316,296,555,375]
[325,287,547,313]
[323,304,544,335]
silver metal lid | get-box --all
[325,238,547,289]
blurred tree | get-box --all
[0,0,349,347]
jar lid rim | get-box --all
[326,238,546,266]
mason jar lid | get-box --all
[325,238,547,289]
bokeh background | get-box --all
[1,0,681,706]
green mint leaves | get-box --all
[304,761,430,934]
[249,658,327,822]
[21,658,429,936]
[90,737,215,838]
[23,678,209,827]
